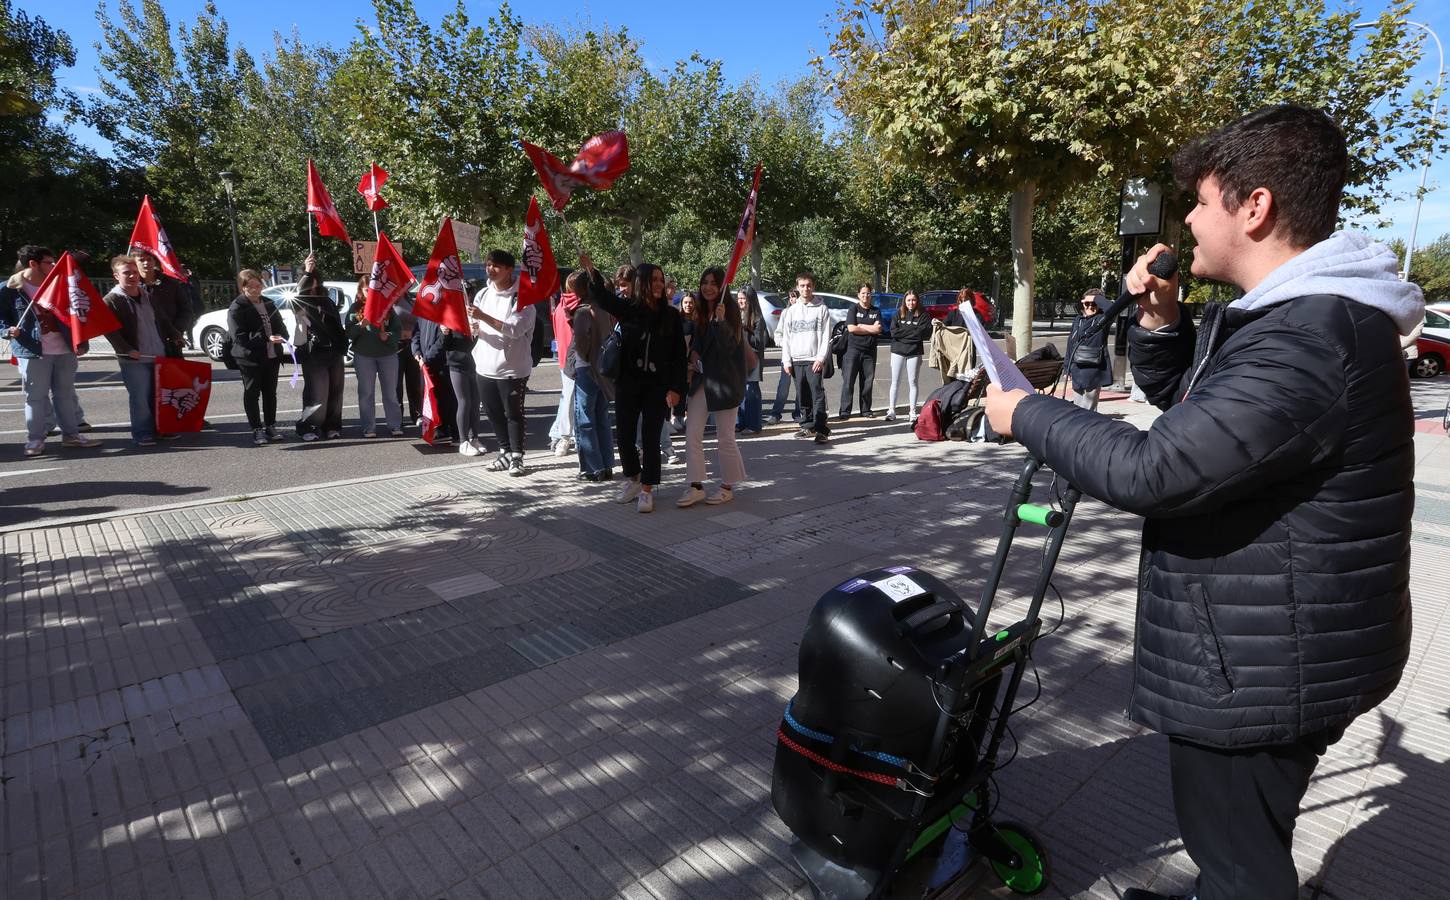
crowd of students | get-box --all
[4,242,952,513]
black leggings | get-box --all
[615,378,668,485]
[239,360,281,430]
[449,367,481,443]
[479,375,528,454]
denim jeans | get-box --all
[18,354,81,442]
[573,366,614,474]
[769,364,799,420]
[118,359,157,443]
[550,371,576,442]
[354,353,401,432]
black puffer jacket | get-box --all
[584,269,687,396]
[1013,294,1413,748]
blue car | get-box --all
[873,292,903,337]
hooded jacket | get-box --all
[470,276,535,379]
[552,292,580,371]
[1012,231,1420,749]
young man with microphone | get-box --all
[987,105,1421,900]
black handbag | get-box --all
[598,325,624,380]
[1071,336,1103,368]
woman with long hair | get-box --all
[345,275,404,438]
[736,287,767,434]
[885,288,931,422]
[577,254,686,513]
[677,267,748,507]
[293,253,347,440]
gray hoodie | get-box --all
[1231,230,1424,336]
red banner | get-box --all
[724,164,762,288]
[154,357,213,433]
[307,159,351,243]
[520,131,631,212]
[414,217,472,333]
[419,363,441,445]
[357,163,389,212]
[128,196,186,280]
[33,251,122,348]
[363,232,415,327]
[518,197,559,308]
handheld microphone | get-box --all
[1084,251,1179,339]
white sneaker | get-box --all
[676,485,706,508]
[459,441,481,457]
[636,491,654,514]
[884,413,896,422]
[62,434,102,448]
[617,479,643,503]
[705,486,733,505]
[552,438,570,457]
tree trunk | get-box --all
[1010,183,1036,354]
[872,258,885,292]
[628,217,644,267]
[750,243,763,291]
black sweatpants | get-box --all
[1170,724,1345,900]
[792,361,830,436]
[839,346,876,415]
[479,375,528,455]
[615,378,668,485]
[298,353,345,436]
[239,360,281,430]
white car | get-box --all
[192,281,357,363]
[758,291,856,346]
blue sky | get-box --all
[42,0,1450,255]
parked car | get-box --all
[1412,332,1450,379]
[192,280,357,363]
[757,291,860,345]
[873,292,903,336]
[919,290,995,325]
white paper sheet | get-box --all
[960,306,1035,393]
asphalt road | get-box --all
[1,335,1095,530]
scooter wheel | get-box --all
[988,821,1050,895]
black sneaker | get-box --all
[507,454,526,477]
[863,410,876,418]
[814,433,830,445]
[78,421,93,433]
[598,469,615,480]
[834,413,850,421]
[485,453,510,472]
[577,471,599,482]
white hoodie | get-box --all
[779,298,832,364]
[470,276,536,378]
[1231,230,1424,336]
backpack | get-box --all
[830,319,848,356]
[915,379,972,442]
[914,399,946,441]
[598,324,624,380]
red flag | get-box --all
[128,196,186,280]
[363,232,416,327]
[520,131,631,211]
[724,164,762,288]
[357,163,389,212]
[414,217,472,333]
[307,159,351,243]
[33,252,122,348]
[518,197,559,308]
[419,364,441,445]
[153,357,213,434]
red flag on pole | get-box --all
[357,163,390,212]
[128,196,186,280]
[418,364,441,445]
[414,217,471,333]
[518,197,559,308]
[307,159,351,243]
[153,356,213,434]
[363,232,415,327]
[33,251,122,349]
[520,131,631,211]
[724,164,762,288]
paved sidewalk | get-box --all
[3,395,1448,899]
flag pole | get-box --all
[306,209,314,256]
[373,211,381,240]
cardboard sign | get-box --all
[450,220,480,258]
[352,240,378,274]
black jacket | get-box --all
[226,295,289,367]
[1063,312,1113,393]
[585,269,687,395]
[412,317,476,371]
[1013,295,1412,748]
[690,319,748,411]
[103,287,178,358]
[889,310,931,357]
[294,294,346,362]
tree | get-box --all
[832,126,928,290]
[823,0,1445,351]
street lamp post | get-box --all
[1357,20,1445,281]
[218,171,243,276]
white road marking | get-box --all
[0,467,63,478]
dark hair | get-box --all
[486,249,516,268]
[1174,104,1347,248]
[901,289,921,316]
[788,288,799,299]
[738,285,759,328]
[794,270,815,286]
[565,269,589,297]
[297,269,325,298]
[858,282,871,293]
[633,262,666,310]
[697,266,739,334]
[613,264,635,284]
[16,245,53,269]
